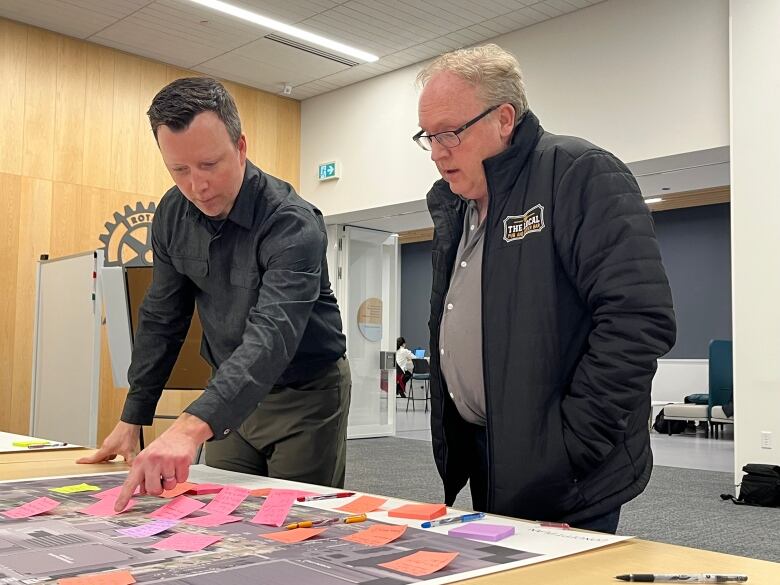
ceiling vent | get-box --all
[264,34,359,67]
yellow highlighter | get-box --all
[285,513,368,530]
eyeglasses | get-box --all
[412,105,499,151]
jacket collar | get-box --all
[184,160,261,230]
[482,110,543,198]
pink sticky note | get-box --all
[378,551,459,577]
[80,497,136,517]
[118,519,179,538]
[250,491,296,527]
[92,486,141,500]
[149,495,205,520]
[183,514,243,527]
[2,497,60,519]
[152,532,222,552]
[202,485,249,516]
[448,523,515,542]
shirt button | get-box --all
[440,348,444,355]
[460,261,467,268]
[447,303,453,310]
[470,225,475,231]
[223,429,231,435]
[449,392,455,399]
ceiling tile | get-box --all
[0,0,149,38]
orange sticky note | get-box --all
[341,524,406,546]
[378,551,459,577]
[58,570,135,585]
[249,487,272,497]
[336,495,386,514]
[260,527,327,543]
[387,503,446,520]
[160,482,197,498]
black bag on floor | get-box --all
[652,409,687,434]
[720,464,780,507]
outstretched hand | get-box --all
[112,413,212,512]
[77,421,140,465]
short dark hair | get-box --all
[397,337,406,350]
[147,77,242,143]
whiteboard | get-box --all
[30,251,101,447]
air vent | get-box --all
[265,34,359,67]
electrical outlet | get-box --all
[760,431,772,449]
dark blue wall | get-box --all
[652,203,732,358]
[400,240,433,352]
[399,203,732,359]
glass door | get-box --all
[335,225,399,438]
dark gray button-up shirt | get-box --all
[439,200,486,425]
[120,161,346,439]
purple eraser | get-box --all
[448,523,515,542]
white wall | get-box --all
[652,360,709,404]
[301,0,729,217]
[730,0,780,480]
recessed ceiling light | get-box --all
[645,197,663,204]
[186,0,379,63]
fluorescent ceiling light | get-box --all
[187,0,379,62]
[644,197,663,204]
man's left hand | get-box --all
[114,414,213,512]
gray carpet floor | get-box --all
[345,436,780,563]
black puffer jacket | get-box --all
[427,111,676,523]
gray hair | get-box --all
[147,77,242,144]
[417,44,528,123]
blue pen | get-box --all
[421,512,486,528]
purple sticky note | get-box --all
[118,519,179,538]
[448,523,515,542]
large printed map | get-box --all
[0,473,539,585]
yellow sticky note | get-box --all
[50,483,101,494]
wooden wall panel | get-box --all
[0,174,23,431]
[1,17,301,440]
[276,99,301,190]
[10,178,53,433]
[111,53,141,194]
[137,60,170,198]
[21,28,58,180]
[253,93,279,176]
[83,45,115,190]
[0,20,27,176]
[53,37,87,185]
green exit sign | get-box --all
[318,161,340,181]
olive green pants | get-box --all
[205,357,351,488]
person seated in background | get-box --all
[395,336,415,398]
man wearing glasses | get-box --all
[415,44,675,533]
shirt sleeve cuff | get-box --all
[120,398,157,426]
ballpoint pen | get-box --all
[296,491,355,502]
[27,442,68,449]
[285,513,368,529]
[421,512,486,529]
[616,574,748,583]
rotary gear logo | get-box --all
[99,202,157,267]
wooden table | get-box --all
[2,450,778,584]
